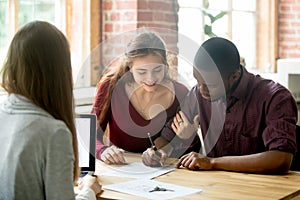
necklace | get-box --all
[134,89,156,118]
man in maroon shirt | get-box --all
[151,37,298,174]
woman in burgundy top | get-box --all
[91,32,188,165]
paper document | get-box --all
[103,179,202,200]
[100,162,175,179]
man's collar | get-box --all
[228,66,249,101]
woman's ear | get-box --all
[125,65,132,73]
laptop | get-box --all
[75,114,97,177]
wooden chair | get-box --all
[290,125,300,171]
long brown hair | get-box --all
[1,21,79,182]
[97,31,170,126]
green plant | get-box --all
[202,0,227,37]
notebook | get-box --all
[75,114,97,177]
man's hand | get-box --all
[176,152,213,170]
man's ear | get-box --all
[229,70,241,85]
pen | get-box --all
[197,125,206,156]
[147,132,163,166]
[147,132,158,151]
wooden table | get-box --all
[94,153,300,200]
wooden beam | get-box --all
[90,0,102,86]
[256,0,278,72]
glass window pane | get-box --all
[1,0,60,74]
[213,14,228,38]
[203,10,228,38]
[178,0,202,8]
[18,0,55,28]
[179,7,203,44]
[208,0,228,10]
[178,0,258,74]
[0,0,8,68]
[232,11,256,69]
[19,0,34,27]
[233,0,256,11]
[34,1,55,22]
[178,2,203,88]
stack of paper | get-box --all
[103,179,202,200]
[100,162,202,199]
[100,162,175,179]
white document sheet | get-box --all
[103,179,203,200]
[100,162,175,179]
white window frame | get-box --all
[178,0,257,88]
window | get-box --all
[0,0,65,86]
[177,0,203,88]
[0,0,97,89]
[178,0,275,87]
[208,0,256,70]
[0,1,9,70]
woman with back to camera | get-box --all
[91,31,188,165]
[0,21,101,200]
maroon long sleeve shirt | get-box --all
[91,80,188,159]
[162,67,298,158]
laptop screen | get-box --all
[75,114,96,173]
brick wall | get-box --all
[100,0,300,70]
[94,0,300,82]
[279,0,300,58]
[102,0,179,73]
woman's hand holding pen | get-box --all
[143,133,167,167]
[142,148,167,167]
[101,145,127,165]
[172,111,199,139]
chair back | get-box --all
[290,125,300,171]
